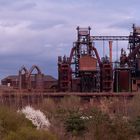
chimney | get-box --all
[109,41,113,63]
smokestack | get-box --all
[109,41,113,63]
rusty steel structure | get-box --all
[58,56,71,92]
[58,25,140,93]
[19,65,44,92]
[19,66,28,90]
[1,65,58,93]
[28,65,44,92]
[58,27,112,92]
[2,24,140,110]
[58,27,102,92]
[1,24,140,95]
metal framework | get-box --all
[101,63,113,92]
[90,36,129,41]
[19,66,28,90]
[57,25,140,93]
[3,25,140,94]
[120,25,140,67]
[69,27,101,77]
[58,27,103,92]
[58,27,122,92]
[58,56,71,91]
[19,65,44,92]
[28,65,44,92]
[72,27,102,92]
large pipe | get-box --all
[69,46,76,64]
[109,41,113,63]
[92,46,102,67]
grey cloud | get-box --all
[108,19,140,30]
[0,0,36,11]
[0,0,20,6]
[0,21,18,27]
[13,2,36,11]
[0,0,139,80]
[28,20,67,30]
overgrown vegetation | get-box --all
[1,94,140,140]
[0,106,56,140]
[40,95,140,140]
[64,112,87,136]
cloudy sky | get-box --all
[0,0,140,79]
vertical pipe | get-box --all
[117,69,119,92]
[103,40,105,57]
[116,41,118,61]
[19,71,21,91]
[109,41,113,63]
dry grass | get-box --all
[1,93,140,139]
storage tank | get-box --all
[114,68,131,92]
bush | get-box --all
[0,106,33,139]
[85,109,135,140]
[64,112,87,136]
[0,106,56,140]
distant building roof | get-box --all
[1,75,18,82]
[1,75,57,82]
[44,75,57,81]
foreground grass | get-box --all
[0,106,56,140]
[1,94,140,140]
[40,96,140,140]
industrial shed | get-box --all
[1,75,57,92]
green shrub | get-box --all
[64,112,87,136]
[0,106,56,140]
[0,106,33,138]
